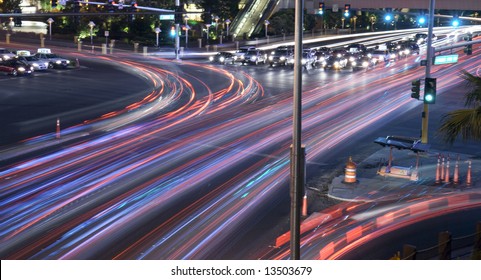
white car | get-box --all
[17,55,49,71]
[0,48,16,61]
[34,48,70,69]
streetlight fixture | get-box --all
[47,18,54,40]
[88,21,95,52]
[155,27,161,47]
[225,19,231,37]
[264,20,270,38]
[214,15,219,32]
[184,15,189,48]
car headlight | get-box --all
[362,61,369,67]
[301,58,306,64]
[55,60,62,64]
[18,67,26,72]
[44,62,49,66]
[405,49,410,54]
[220,57,225,62]
[33,63,39,67]
[280,56,285,60]
[351,61,357,66]
[319,57,325,62]
[269,56,273,61]
[390,54,396,58]
[349,57,355,62]
[334,61,339,67]
[209,56,214,61]
[240,55,244,59]
[251,55,257,60]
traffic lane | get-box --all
[0,58,152,146]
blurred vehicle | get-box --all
[233,46,256,63]
[398,42,420,56]
[286,51,317,69]
[34,48,70,69]
[209,52,235,64]
[368,49,393,64]
[313,47,332,67]
[345,43,367,54]
[268,48,292,67]
[320,54,348,70]
[0,48,16,61]
[16,50,50,71]
[414,33,437,44]
[17,55,49,71]
[0,59,34,76]
[241,49,267,65]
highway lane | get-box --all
[1,33,480,259]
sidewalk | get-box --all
[329,147,480,202]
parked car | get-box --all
[0,59,34,76]
[241,49,267,65]
[34,48,70,69]
[209,52,235,64]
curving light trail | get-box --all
[1,37,480,260]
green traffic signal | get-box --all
[411,79,421,99]
[424,77,437,104]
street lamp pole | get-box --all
[205,23,211,44]
[264,20,270,39]
[47,18,54,40]
[88,21,95,52]
[184,15,189,48]
[225,19,231,38]
[155,27,161,47]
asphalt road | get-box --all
[0,58,150,145]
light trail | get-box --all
[1,35,480,260]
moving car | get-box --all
[233,46,256,63]
[209,52,235,64]
[0,59,34,76]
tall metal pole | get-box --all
[290,0,304,261]
[175,0,180,60]
[422,0,435,143]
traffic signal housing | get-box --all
[411,79,421,100]
[424,78,437,104]
[344,4,351,17]
[318,2,325,15]
[51,0,57,7]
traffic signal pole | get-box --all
[421,0,435,144]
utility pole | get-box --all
[422,0,435,143]
[290,0,304,261]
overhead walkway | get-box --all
[230,0,279,39]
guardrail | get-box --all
[391,221,481,260]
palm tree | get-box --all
[438,70,481,144]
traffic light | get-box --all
[318,2,325,15]
[170,26,176,37]
[424,78,437,104]
[344,4,351,17]
[411,79,421,100]
[51,0,57,7]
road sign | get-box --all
[434,54,458,65]
[159,14,174,20]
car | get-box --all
[368,49,392,64]
[17,55,50,71]
[413,33,437,44]
[0,59,34,76]
[0,48,16,61]
[320,54,348,70]
[209,52,235,64]
[345,43,367,54]
[268,48,292,67]
[34,48,70,69]
[233,46,256,63]
[286,51,317,69]
[241,49,267,65]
